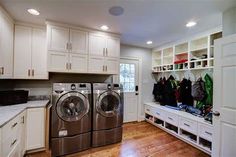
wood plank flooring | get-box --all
[26,121,209,157]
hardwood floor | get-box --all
[26,122,209,157]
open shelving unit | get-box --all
[152,31,222,73]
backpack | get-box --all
[191,78,206,101]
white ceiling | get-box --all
[0,0,236,48]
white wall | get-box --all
[120,44,155,118]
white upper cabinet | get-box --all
[14,25,32,78]
[89,33,120,58]
[70,29,88,54]
[89,33,107,56]
[69,54,88,73]
[47,22,120,74]
[48,26,70,53]
[14,25,48,79]
[107,37,120,58]
[0,7,14,79]
[105,58,119,74]
[32,28,48,79]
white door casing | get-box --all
[120,58,140,123]
[213,34,236,157]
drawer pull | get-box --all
[168,117,173,120]
[11,139,17,147]
[156,112,160,115]
[205,131,212,136]
[184,123,190,127]
[11,122,18,128]
[146,109,150,111]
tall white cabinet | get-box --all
[14,24,48,79]
[47,25,88,73]
[47,22,120,75]
[88,33,120,74]
[0,6,14,79]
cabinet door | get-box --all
[26,108,45,151]
[32,28,48,79]
[19,111,26,157]
[8,142,21,157]
[14,25,32,79]
[88,56,105,74]
[106,37,120,58]
[70,29,88,54]
[105,58,119,74]
[48,25,69,53]
[69,53,88,73]
[48,51,69,72]
[0,12,13,79]
[89,33,106,56]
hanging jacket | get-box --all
[152,78,165,105]
[204,74,213,106]
[163,76,177,107]
[192,77,206,101]
[179,78,193,106]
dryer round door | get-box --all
[56,91,89,122]
[96,91,121,117]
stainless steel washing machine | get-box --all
[50,83,92,157]
[92,83,124,147]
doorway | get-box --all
[120,57,140,123]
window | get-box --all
[120,63,135,92]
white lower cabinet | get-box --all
[144,103,213,155]
[26,108,45,151]
[0,107,46,157]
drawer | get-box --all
[179,117,198,134]
[199,123,213,142]
[153,108,165,120]
[165,112,178,126]
[2,114,21,141]
[2,132,19,157]
[145,105,153,115]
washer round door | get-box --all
[96,91,121,117]
[56,91,89,122]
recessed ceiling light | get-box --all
[146,41,153,45]
[27,9,40,15]
[186,21,197,27]
[100,25,109,31]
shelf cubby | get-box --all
[210,32,222,46]
[180,129,197,143]
[165,122,178,134]
[190,36,208,51]
[145,113,153,122]
[175,42,188,55]
[154,117,164,127]
[199,137,212,151]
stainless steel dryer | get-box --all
[50,83,92,157]
[92,83,123,147]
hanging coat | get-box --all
[179,78,193,106]
[204,74,213,106]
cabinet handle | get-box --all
[70,43,72,50]
[11,139,17,147]
[28,69,31,76]
[205,131,212,136]
[70,63,72,70]
[102,65,104,71]
[32,69,34,77]
[184,123,190,127]
[21,116,24,124]
[146,109,150,111]
[106,48,108,56]
[66,43,69,50]
[106,66,108,71]
[168,117,173,121]
[11,122,18,128]
[66,63,68,70]
[2,67,4,75]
